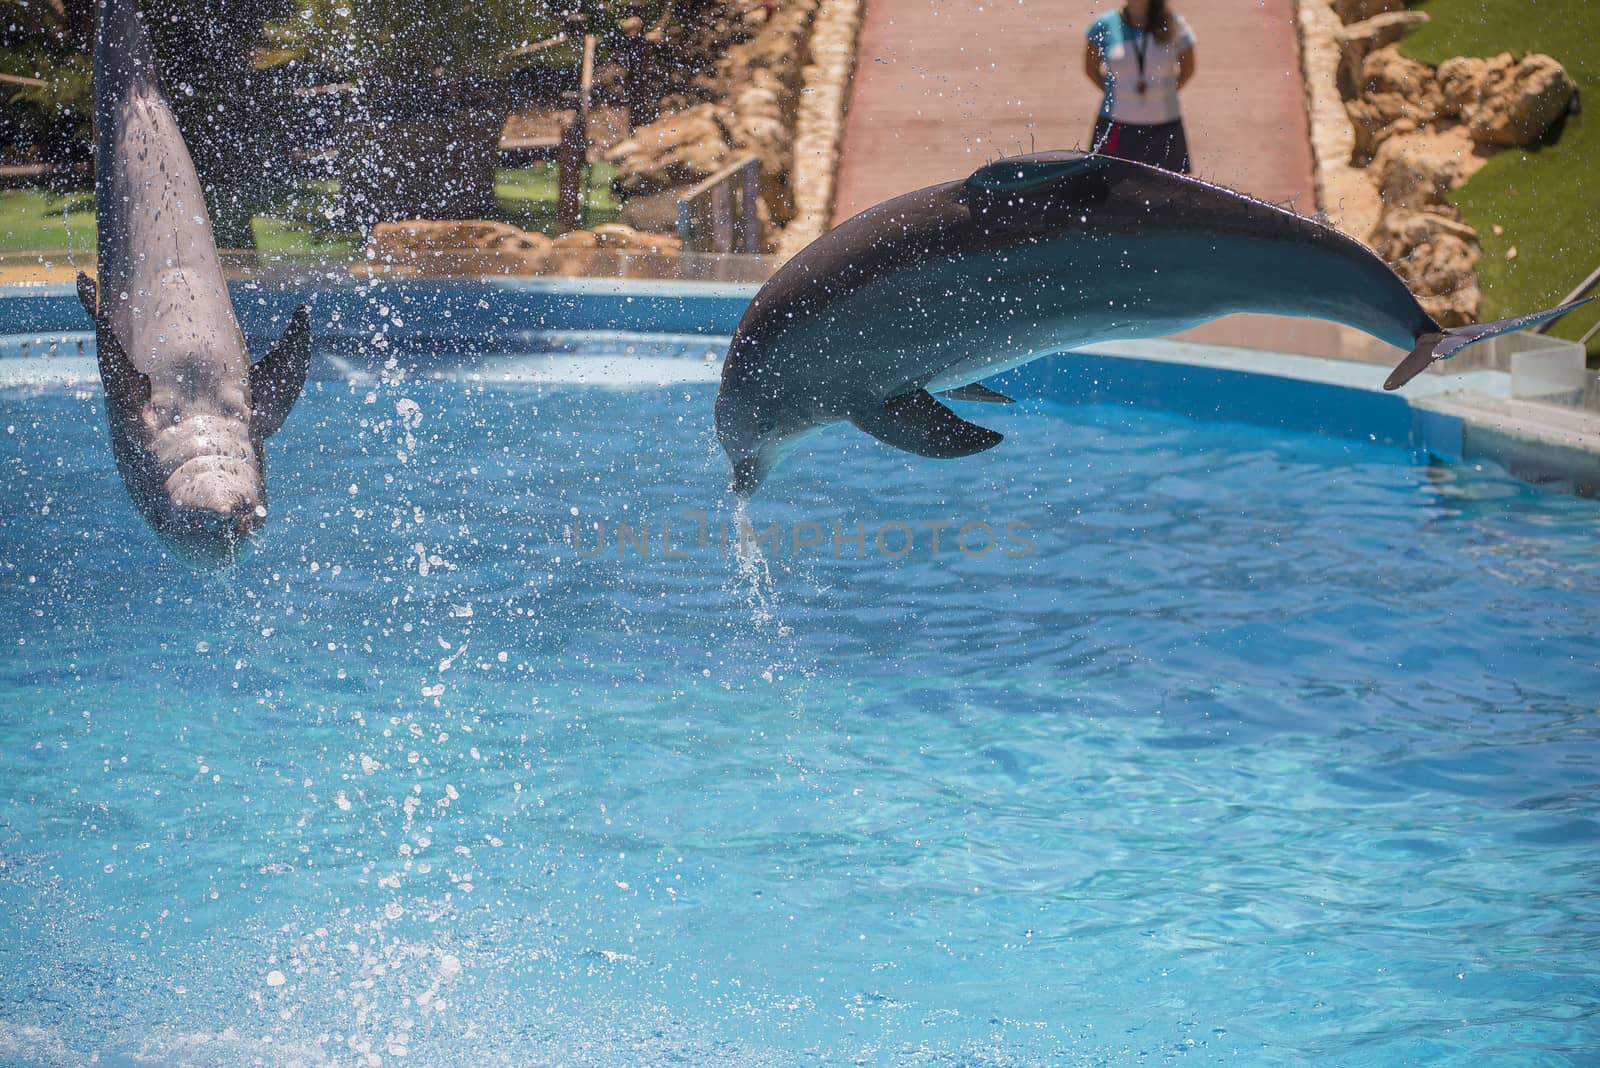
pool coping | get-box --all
[3,276,1597,497]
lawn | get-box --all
[1403,0,1600,357]
[0,163,621,257]
[0,187,96,256]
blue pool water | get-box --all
[2,355,1598,1066]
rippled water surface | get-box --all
[1,366,1598,1066]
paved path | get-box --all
[827,0,1381,360]
[832,0,1317,223]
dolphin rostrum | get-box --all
[716,151,1589,496]
[79,0,310,564]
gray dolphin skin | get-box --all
[716,151,1589,496]
[78,0,310,564]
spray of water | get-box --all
[729,498,787,636]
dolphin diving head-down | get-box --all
[716,151,1590,498]
[80,275,310,565]
[84,0,309,564]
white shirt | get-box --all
[1088,10,1196,126]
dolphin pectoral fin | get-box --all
[1383,295,1597,390]
[938,383,1016,405]
[76,272,97,318]
[249,305,312,440]
[80,271,153,411]
[852,390,1004,459]
[93,318,151,414]
[966,152,1108,193]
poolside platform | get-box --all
[831,0,1318,223]
[826,0,1365,362]
[2,275,1597,497]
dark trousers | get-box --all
[1091,116,1191,174]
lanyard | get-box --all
[1123,9,1151,93]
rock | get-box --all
[1442,52,1576,147]
[1436,54,1500,114]
[606,103,736,197]
[1370,125,1482,208]
[1361,46,1444,104]
[546,250,595,278]
[367,219,543,254]
[591,222,684,253]
[1369,206,1480,260]
[617,0,823,241]
[1346,46,1445,160]
[617,189,685,234]
[1400,232,1483,326]
[1335,11,1429,100]
[1346,95,1427,159]
[553,230,599,250]
[364,219,554,276]
[1330,0,1406,24]
[1370,207,1483,327]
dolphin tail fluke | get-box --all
[1384,296,1596,390]
[851,390,1003,459]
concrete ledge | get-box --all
[1415,392,1600,496]
[0,276,759,345]
[3,278,1598,498]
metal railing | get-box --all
[676,155,762,255]
[1533,262,1600,347]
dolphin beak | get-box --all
[230,503,265,543]
[730,457,763,498]
[182,504,261,563]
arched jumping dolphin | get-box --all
[78,0,310,564]
[716,151,1588,496]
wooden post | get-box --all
[711,182,732,253]
[556,24,597,235]
[740,158,761,253]
[620,3,647,135]
[556,115,585,234]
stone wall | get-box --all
[1295,0,1575,326]
[775,0,862,257]
[605,0,847,250]
[357,219,684,279]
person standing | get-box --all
[1084,1,1197,173]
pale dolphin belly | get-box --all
[81,0,312,562]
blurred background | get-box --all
[1,0,1596,354]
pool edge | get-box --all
[4,278,1598,499]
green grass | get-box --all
[0,187,96,255]
[248,179,358,256]
[1403,0,1600,357]
[494,161,620,235]
[0,163,621,258]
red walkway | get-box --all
[832,0,1317,223]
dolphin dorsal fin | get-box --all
[851,390,1003,459]
[966,152,1108,193]
[249,305,312,441]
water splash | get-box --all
[729,498,785,636]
